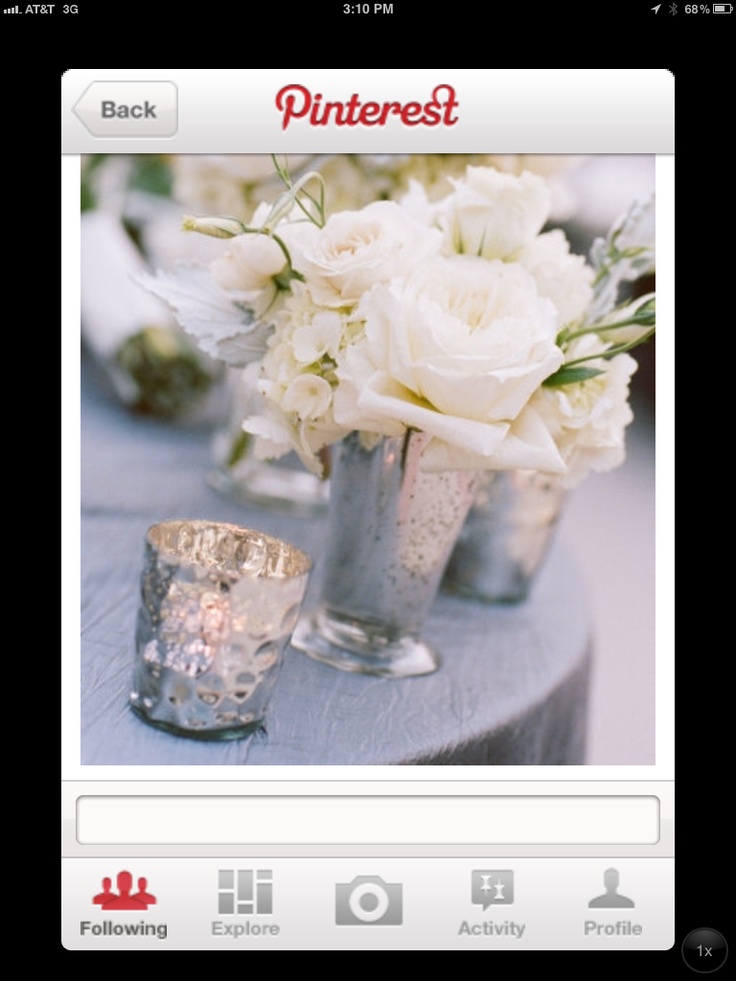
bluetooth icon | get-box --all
[669,2,678,11]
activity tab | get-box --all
[72,81,177,138]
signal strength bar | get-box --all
[3,5,21,12]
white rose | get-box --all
[530,335,637,486]
[516,230,594,328]
[334,255,566,472]
[289,200,442,308]
[439,166,551,260]
[209,231,287,293]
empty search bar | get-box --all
[77,796,659,845]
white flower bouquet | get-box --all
[144,156,654,488]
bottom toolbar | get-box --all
[62,857,673,950]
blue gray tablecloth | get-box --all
[80,354,591,766]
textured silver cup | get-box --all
[291,431,479,678]
[443,470,567,604]
[130,520,312,740]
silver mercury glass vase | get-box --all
[130,520,312,739]
[291,430,479,678]
[442,470,568,604]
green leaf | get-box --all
[80,154,110,212]
[129,156,173,198]
[543,366,604,388]
[227,430,251,468]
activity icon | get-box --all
[588,868,635,908]
[472,870,514,909]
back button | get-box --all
[73,81,177,138]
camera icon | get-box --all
[335,875,403,926]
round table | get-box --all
[80,355,592,766]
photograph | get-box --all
[79,151,656,766]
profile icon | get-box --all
[588,868,635,908]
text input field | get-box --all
[77,796,659,845]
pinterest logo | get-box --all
[274,84,459,130]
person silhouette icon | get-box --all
[102,870,147,910]
[132,877,156,907]
[93,876,117,905]
[588,868,635,908]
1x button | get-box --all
[73,81,177,138]
[682,928,728,973]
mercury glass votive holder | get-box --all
[130,520,312,740]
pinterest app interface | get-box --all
[63,69,678,955]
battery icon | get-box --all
[713,3,733,10]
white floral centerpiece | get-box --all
[143,157,654,674]
[145,158,653,483]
